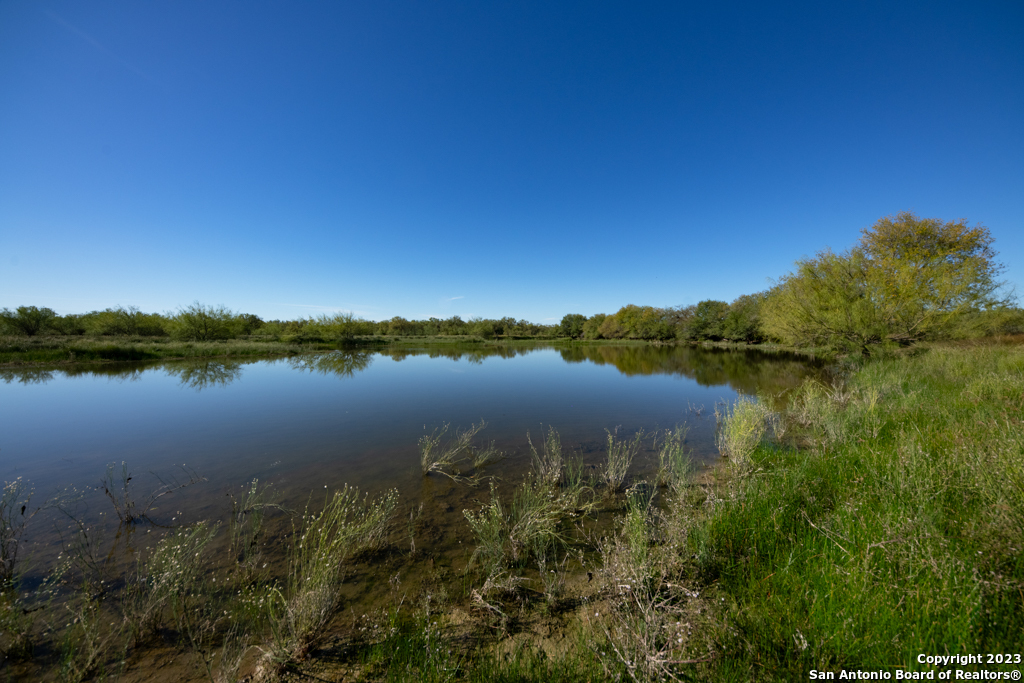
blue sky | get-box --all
[1,1,1021,323]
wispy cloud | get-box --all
[443,296,465,302]
[46,10,156,83]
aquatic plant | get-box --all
[603,429,645,493]
[655,425,690,490]
[419,421,487,477]
[714,395,770,468]
[261,485,398,671]
[122,521,218,645]
[527,425,564,486]
[0,478,32,587]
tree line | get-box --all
[3,213,1021,351]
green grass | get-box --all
[688,343,1024,678]
[0,335,320,365]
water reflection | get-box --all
[164,360,245,391]
[557,345,814,395]
[288,350,375,377]
[0,344,817,394]
[380,344,541,364]
[0,367,56,385]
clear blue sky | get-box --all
[1,1,1021,323]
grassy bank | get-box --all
[0,336,329,365]
[2,342,1021,681]
[689,341,1024,676]
[1,333,819,368]
[0,334,562,366]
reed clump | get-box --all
[714,394,770,469]
[419,421,491,479]
[654,425,690,490]
[261,485,398,672]
[603,429,645,492]
[527,425,564,485]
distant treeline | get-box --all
[0,300,764,343]
[3,213,1023,352]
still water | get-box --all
[0,343,818,580]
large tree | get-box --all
[762,212,1007,352]
[858,212,1005,342]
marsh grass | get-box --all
[654,425,690,490]
[261,485,398,671]
[527,425,564,485]
[463,472,595,594]
[419,421,488,479]
[0,335,315,365]
[100,461,205,525]
[228,479,284,585]
[714,394,770,469]
[0,478,33,588]
[686,344,1024,677]
[122,521,218,645]
[603,429,645,493]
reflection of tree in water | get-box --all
[380,345,541,364]
[164,360,245,391]
[0,367,56,385]
[289,350,374,378]
[558,345,820,395]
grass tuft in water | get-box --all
[602,429,645,493]
[260,485,398,673]
[527,425,564,486]
[714,394,770,469]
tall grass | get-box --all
[655,425,690,490]
[123,521,218,644]
[603,429,645,492]
[0,478,32,587]
[714,394,770,469]
[419,421,487,478]
[687,344,1024,677]
[527,425,564,485]
[261,485,398,671]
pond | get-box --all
[0,343,819,677]
[1,344,816,523]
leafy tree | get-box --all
[558,314,587,339]
[582,313,608,339]
[51,314,86,336]
[234,313,264,335]
[439,316,467,336]
[0,306,57,336]
[762,212,1008,352]
[722,293,766,342]
[469,317,497,339]
[171,302,236,341]
[689,300,730,340]
[663,305,697,340]
[858,212,1007,342]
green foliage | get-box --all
[171,301,236,341]
[558,313,587,338]
[688,300,730,340]
[265,485,398,666]
[0,306,58,336]
[722,293,766,342]
[582,313,608,339]
[692,344,1024,675]
[82,306,169,337]
[603,429,645,492]
[763,212,1011,352]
